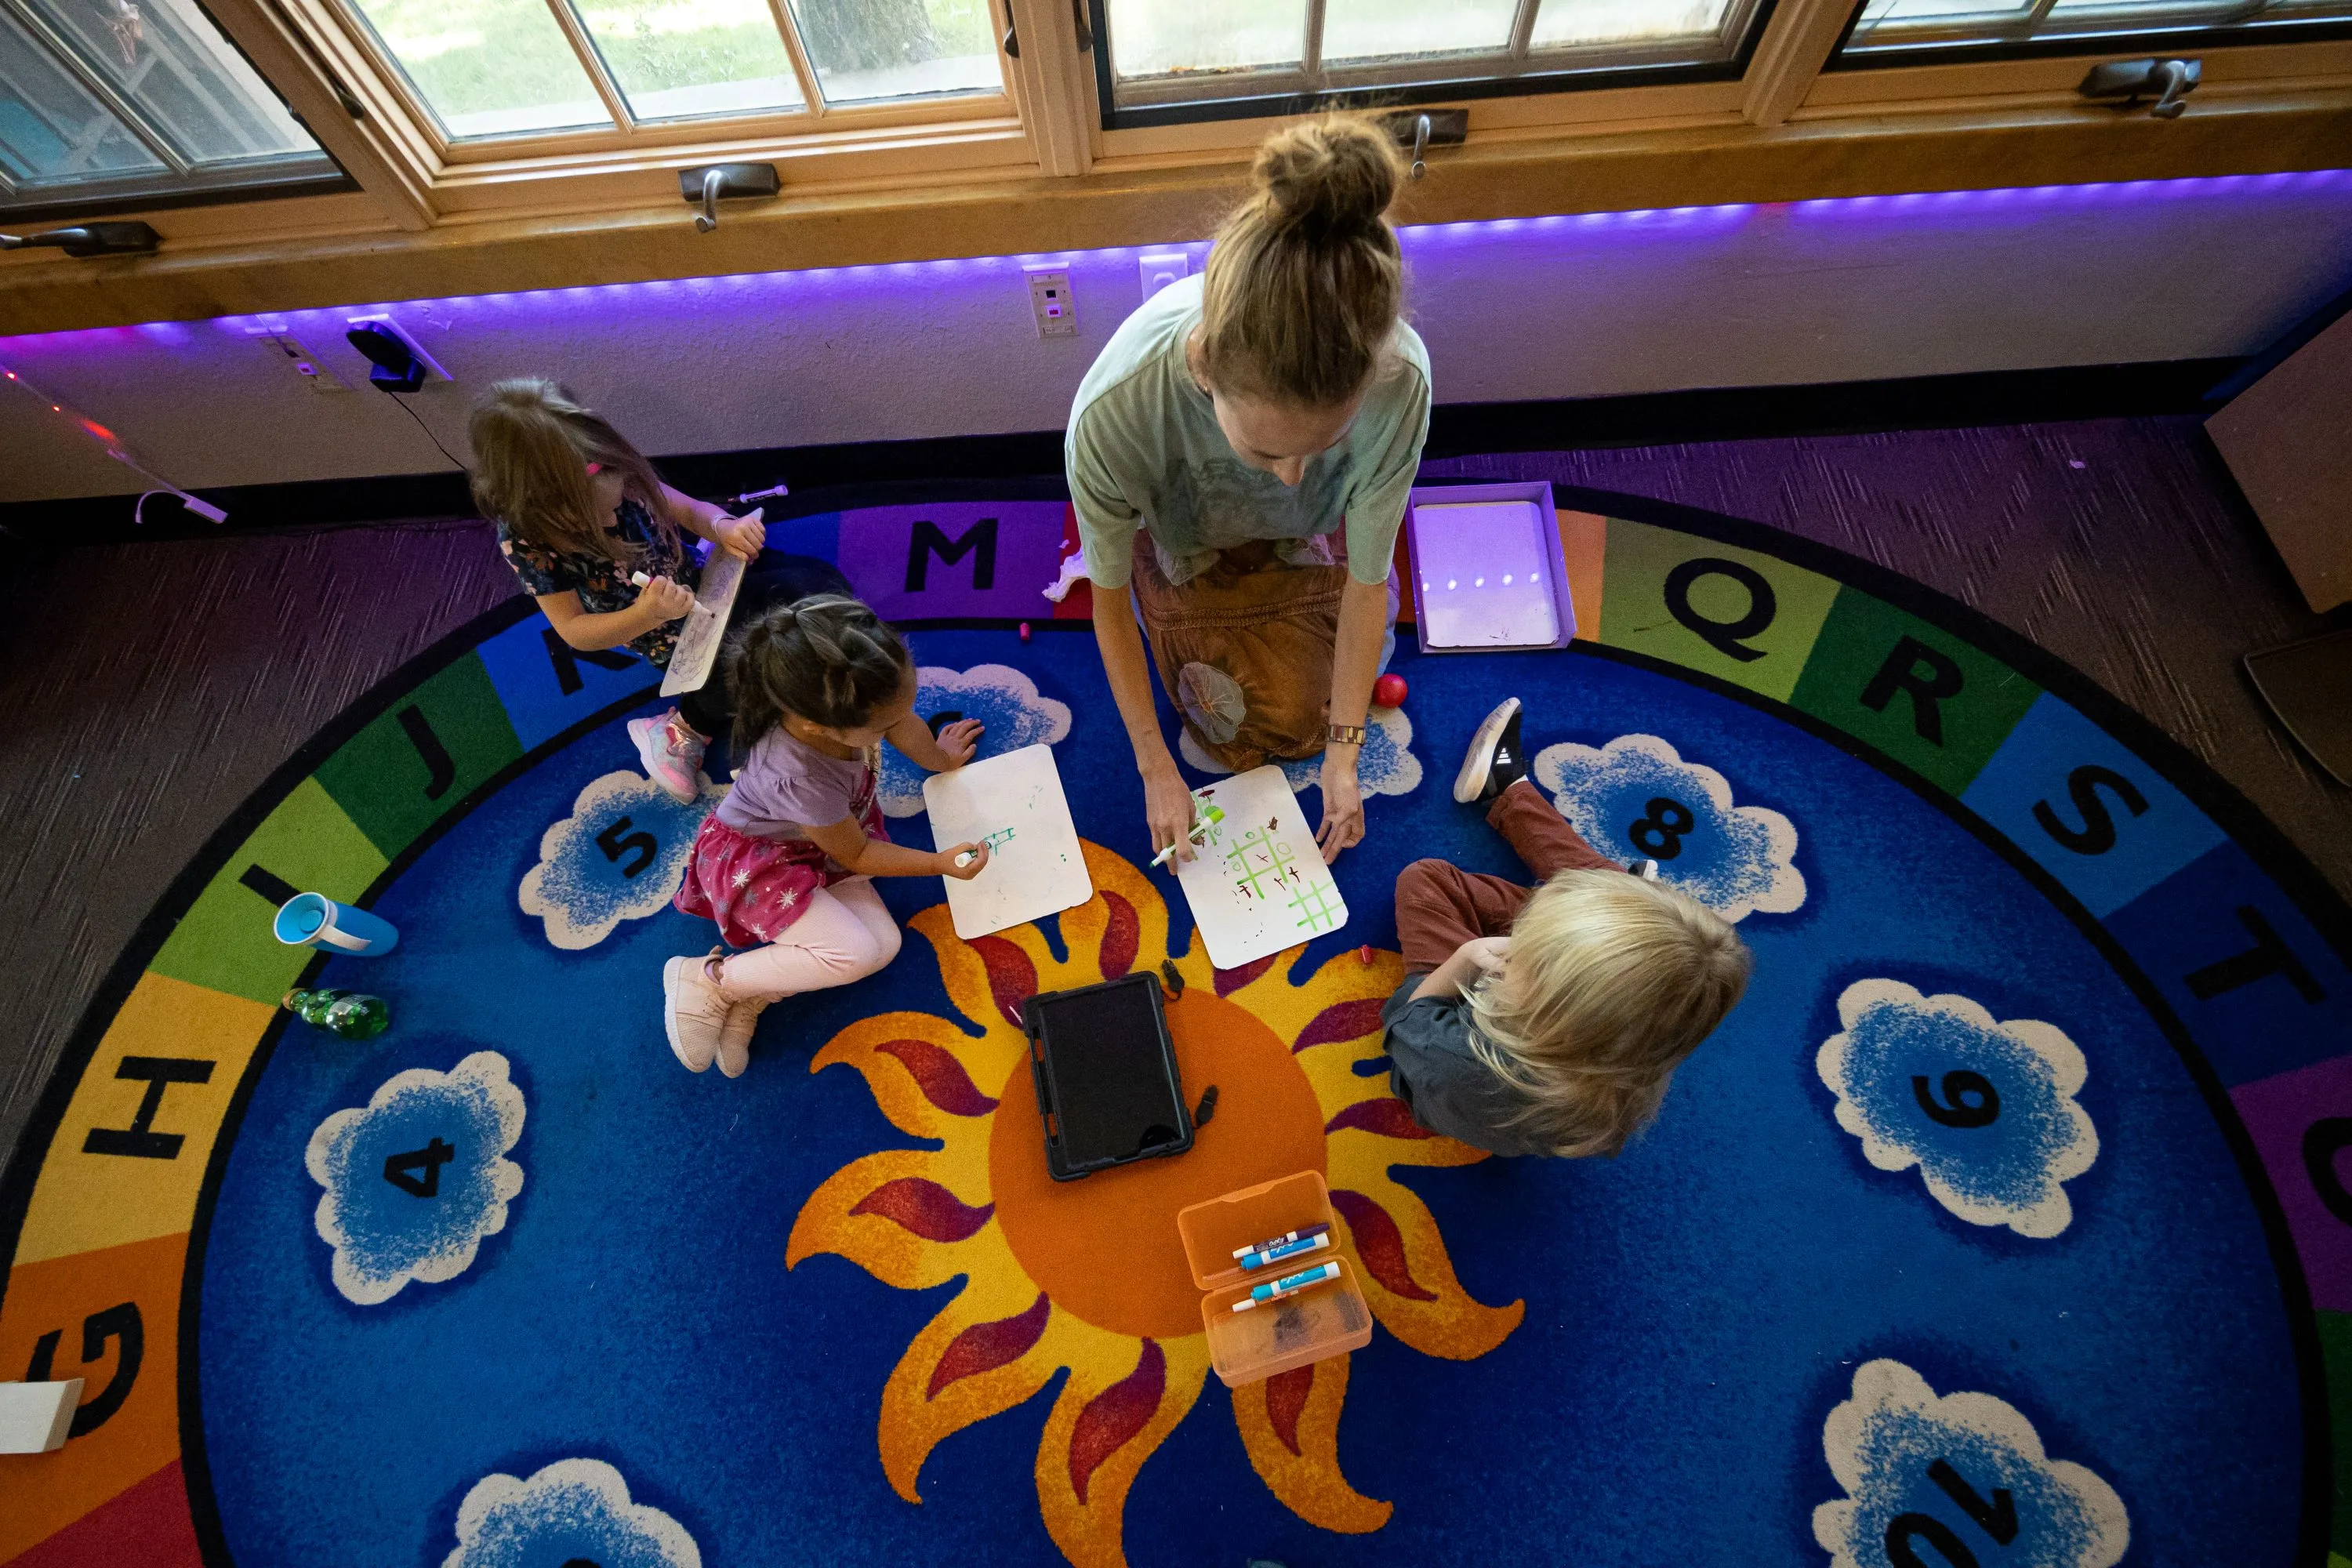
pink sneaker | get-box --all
[663,949,731,1073]
[716,998,766,1078]
[629,708,705,804]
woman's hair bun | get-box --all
[1252,115,1403,238]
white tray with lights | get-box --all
[1404,481,1577,654]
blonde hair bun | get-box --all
[1254,115,1403,238]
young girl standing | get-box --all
[470,379,847,802]
[664,594,990,1076]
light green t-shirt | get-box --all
[1065,274,1432,590]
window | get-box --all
[1839,0,2352,63]
[332,0,1007,143]
[1092,0,1776,125]
[0,0,340,216]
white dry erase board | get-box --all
[1174,766,1348,969]
[924,744,1094,940]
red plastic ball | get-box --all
[1372,673,1408,709]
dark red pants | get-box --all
[1395,779,1620,971]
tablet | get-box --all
[1023,975,1193,1181]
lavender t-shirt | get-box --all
[717,728,873,840]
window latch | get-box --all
[677,162,780,233]
[2078,57,2200,119]
[1379,108,1468,180]
[0,222,161,258]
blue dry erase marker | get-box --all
[1230,1221,1330,1260]
[1231,1260,1341,1312]
[1240,1232,1332,1272]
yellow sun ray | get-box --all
[811,1010,1018,1142]
[1326,1163,1523,1359]
[878,1274,1062,1501]
[1036,1328,1211,1568]
[1232,1353,1392,1533]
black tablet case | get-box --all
[1023,974,1193,1181]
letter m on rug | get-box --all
[907,517,998,593]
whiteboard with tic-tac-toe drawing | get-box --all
[923,742,1094,940]
[1174,765,1349,969]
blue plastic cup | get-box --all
[271,892,398,956]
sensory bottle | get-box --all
[281,987,390,1040]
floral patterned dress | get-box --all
[495,498,702,669]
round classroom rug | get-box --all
[2,484,2346,1568]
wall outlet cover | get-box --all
[249,328,348,392]
[1025,267,1077,338]
[1139,250,1189,303]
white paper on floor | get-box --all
[924,743,1094,939]
[1174,765,1348,970]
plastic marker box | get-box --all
[1176,1171,1373,1387]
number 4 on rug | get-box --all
[383,1138,456,1197]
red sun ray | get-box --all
[927,1292,1051,1399]
[1294,997,1388,1053]
[969,935,1039,1028]
[1330,1189,1438,1301]
[1214,953,1279,996]
[1069,1340,1166,1504]
[850,1178,995,1243]
[876,1038,1000,1116]
[1324,1099,1432,1139]
[1265,1365,1313,1457]
[1098,891,1140,979]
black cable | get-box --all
[386,391,469,471]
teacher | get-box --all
[1066,115,1431,866]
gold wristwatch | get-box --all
[1326,723,1367,746]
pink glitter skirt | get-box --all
[673,804,887,949]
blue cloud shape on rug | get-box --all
[519,769,713,950]
[882,664,1073,818]
[1817,979,2098,1238]
[445,1457,699,1568]
[307,1051,526,1305]
[1815,1359,2129,1568]
[1178,706,1423,799]
[1532,732,1803,920]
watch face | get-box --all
[3,492,2341,1568]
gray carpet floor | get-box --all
[2,416,2344,1172]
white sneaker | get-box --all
[663,949,731,1073]
[1454,698,1525,804]
[630,708,706,804]
[716,999,765,1079]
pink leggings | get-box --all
[713,877,903,1004]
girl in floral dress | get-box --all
[664,595,989,1077]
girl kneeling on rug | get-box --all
[470,379,849,804]
[1381,699,1753,1157]
[664,595,989,1076]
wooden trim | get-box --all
[197,0,437,227]
[757,0,826,116]
[1804,37,2352,103]
[535,0,635,133]
[1743,0,1860,125]
[2,87,2346,333]
[1002,0,1093,175]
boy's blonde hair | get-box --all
[1196,114,1407,409]
[1467,869,1751,1158]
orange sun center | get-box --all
[988,987,1330,1341]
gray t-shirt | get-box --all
[716,727,873,840]
[1380,977,1552,1159]
[1065,273,1432,590]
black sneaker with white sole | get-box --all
[1454,697,1529,804]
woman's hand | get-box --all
[937,842,991,880]
[933,718,985,768]
[1142,757,1200,865]
[1315,749,1365,864]
[713,508,765,561]
[636,575,695,622]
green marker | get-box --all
[1149,800,1225,867]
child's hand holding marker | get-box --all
[938,841,991,880]
[628,571,695,622]
[1149,797,1227,868]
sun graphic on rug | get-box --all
[786,843,1524,1568]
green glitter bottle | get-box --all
[281,987,390,1040]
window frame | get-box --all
[1831,0,2352,71]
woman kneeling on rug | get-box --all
[1065,114,1432,866]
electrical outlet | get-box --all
[1025,267,1077,338]
[249,328,348,392]
[1138,250,1189,303]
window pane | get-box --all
[23,0,318,165]
[1104,0,1305,79]
[340,0,612,137]
[1528,0,1734,49]
[0,5,166,183]
[1321,0,1516,65]
[784,0,1000,104]
[1844,0,2352,50]
[572,0,803,121]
